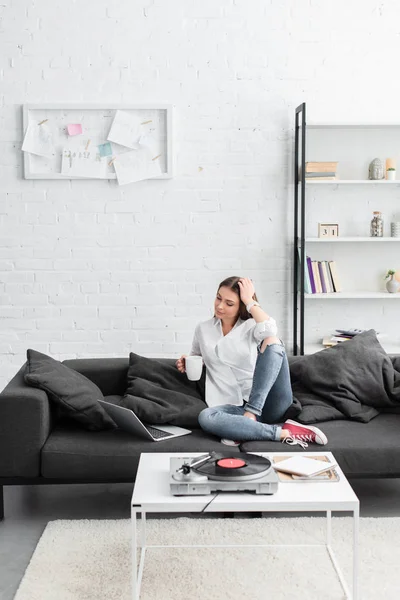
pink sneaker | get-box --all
[282,420,328,448]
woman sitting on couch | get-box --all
[176,276,328,448]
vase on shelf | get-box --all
[386,275,399,293]
[387,169,396,181]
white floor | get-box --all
[1,478,400,600]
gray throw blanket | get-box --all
[289,330,400,423]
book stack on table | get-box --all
[304,161,338,181]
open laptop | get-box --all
[98,400,191,442]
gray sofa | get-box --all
[1,354,400,520]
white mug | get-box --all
[185,356,203,381]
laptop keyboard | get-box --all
[146,426,172,439]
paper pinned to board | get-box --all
[67,123,83,136]
[61,147,108,178]
[98,141,113,157]
[22,121,54,158]
[113,147,162,186]
[107,110,144,149]
[138,134,158,156]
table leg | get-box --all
[131,510,138,600]
[353,506,359,600]
[326,509,332,545]
[326,510,353,599]
[140,510,146,548]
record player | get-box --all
[170,452,279,495]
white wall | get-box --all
[1,0,400,387]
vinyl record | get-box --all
[194,452,271,481]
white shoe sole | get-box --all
[284,420,328,445]
[221,439,240,447]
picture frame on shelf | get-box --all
[318,223,339,238]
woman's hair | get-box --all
[216,276,258,321]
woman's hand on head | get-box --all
[175,354,187,373]
[238,278,256,305]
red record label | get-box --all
[216,458,246,469]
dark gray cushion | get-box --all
[41,423,236,479]
[24,349,116,431]
[289,330,400,423]
[62,358,129,396]
[122,353,206,428]
[241,414,400,477]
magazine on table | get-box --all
[272,455,340,483]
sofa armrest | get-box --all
[0,363,53,477]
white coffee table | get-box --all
[131,451,359,600]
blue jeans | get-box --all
[198,342,293,441]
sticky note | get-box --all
[98,142,113,157]
[67,123,83,136]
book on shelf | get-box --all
[321,261,333,293]
[335,328,366,337]
[318,262,327,293]
[305,161,338,172]
[311,261,322,293]
[335,329,382,339]
[322,329,384,347]
[304,171,336,178]
[306,259,341,294]
[322,336,351,346]
[297,249,312,294]
[320,260,335,294]
[328,260,342,292]
[322,337,337,347]
[324,260,335,292]
[305,176,337,181]
[306,256,316,293]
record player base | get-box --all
[131,452,360,600]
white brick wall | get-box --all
[1,0,400,387]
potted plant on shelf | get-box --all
[385,269,399,293]
[387,167,396,181]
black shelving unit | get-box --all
[293,102,306,355]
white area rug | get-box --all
[14,517,400,600]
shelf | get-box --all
[305,292,400,299]
[304,342,400,355]
[305,237,400,243]
[294,104,400,356]
[305,180,399,185]
[307,124,400,130]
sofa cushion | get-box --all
[240,414,400,477]
[41,424,237,479]
[288,330,400,423]
[24,349,116,431]
[62,358,129,396]
[122,353,206,428]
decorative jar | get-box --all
[370,211,384,237]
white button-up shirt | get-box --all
[190,316,278,407]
